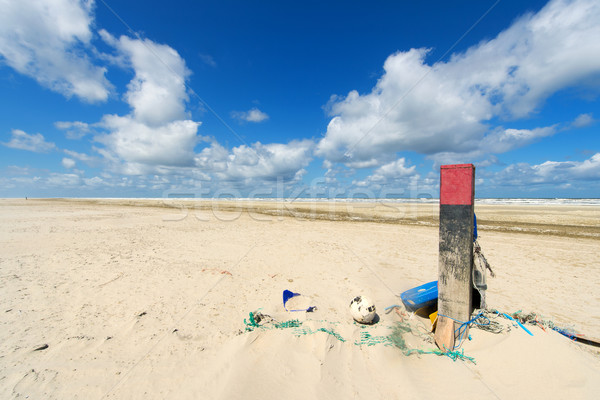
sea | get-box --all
[148,197,600,206]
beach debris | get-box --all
[474,240,494,277]
[283,289,317,312]
[500,312,533,336]
[138,311,147,317]
[473,239,494,309]
[429,311,438,332]
[355,331,394,347]
[241,309,476,362]
[243,311,345,342]
[33,344,49,351]
[400,281,438,312]
[432,307,600,349]
[349,295,377,324]
[384,305,409,322]
[386,316,476,363]
[505,310,600,348]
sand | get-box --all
[1,198,599,399]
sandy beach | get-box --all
[1,198,599,399]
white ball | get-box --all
[349,295,377,324]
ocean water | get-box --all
[474,198,600,206]
[154,197,600,206]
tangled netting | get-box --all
[491,309,582,340]
[244,311,346,342]
[242,304,593,365]
[242,310,477,363]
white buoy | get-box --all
[349,295,376,324]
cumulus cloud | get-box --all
[428,124,559,166]
[84,176,104,186]
[1,3,311,191]
[46,172,81,187]
[371,158,416,180]
[93,31,204,172]
[493,153,600,187]
[62,157,76,169]
[97,116,201,167]
[231,107,269,123]
[352,158,417,187]
[2,129,56,152]
[481,126,558,154]
[571,113,595,128]
[316,0,600,167]
[63,149,100,167]
[55,121,92,139]
[195,139,313,182]
[105,32,192,126]
[0,0,111,102]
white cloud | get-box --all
[476,155,503,168]
[231,108,269,123]
[97,115,201,167]
[2,129,56,152]
[481,126,557,154]
[316,0,600,167]
[0,0,111,102]
[46,172,81,187]
[62,157,76,169]
[63,149,97,164]
[372,158,416,179]
[429,124,559,166]
[55,121,91,139]
[84,176,104,186]
[195,139,313,182]
[102,32,191,126]
[493,153,600,187]
[571,113,595,128]
[94,32,204,171]
[352,158,417,187]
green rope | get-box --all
[243,312,345,342]
[388,321,476,363]
[242,311,476,363]
[355,330,394,347]
[294,327,347,342]
[274,319,302,329]
[243,311,262,331]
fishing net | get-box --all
[242,310,476,363]
[244,311,345,342]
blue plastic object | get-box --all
[283,289,316,312]
[502,313,534,336]
[400,281,438,312]
[283,289,300,311]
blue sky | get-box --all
[1,0,599,198]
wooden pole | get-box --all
[434,164,475,351]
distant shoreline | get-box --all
[4,197,600,206]
[4,198,599,240]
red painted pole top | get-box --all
[440,164,475,205]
